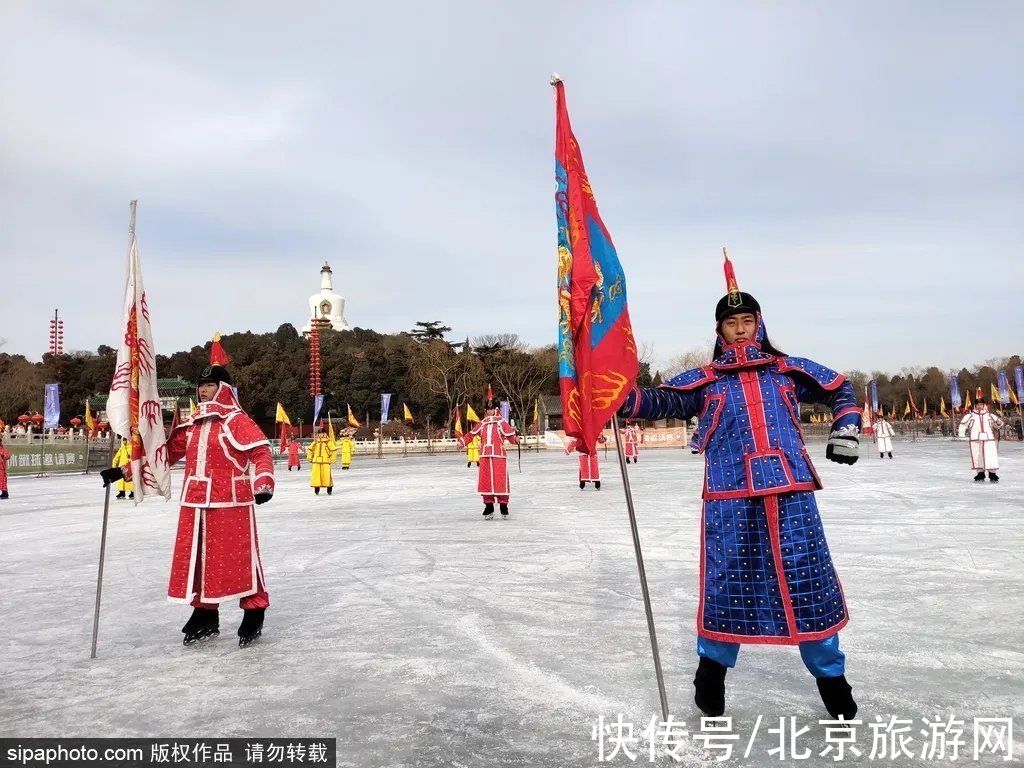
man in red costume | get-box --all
[287,433,302,471]
[102,364,275,647]
[565,431,607,489]
[622,421,641,463]
[458,388,518,518]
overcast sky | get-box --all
[2,1,1021,374]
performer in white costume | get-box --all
[873,414,895,459]
[959,399,1003,482]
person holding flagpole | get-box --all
[101,351,276,648]
[620,251,861,721]
[458,386,518,518]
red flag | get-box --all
[553,77,638,455]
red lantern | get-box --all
[70,417,83,427]
[31,413,44,426]
[18,414,30,425]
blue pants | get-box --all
[698,633,846,678]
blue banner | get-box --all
[950,372,962,410]
[869,380,878,413]
[997,371,1010,405]
[312,394,325,427]
[43,383,60,429]
[500,401,511,424]
[1016,366,1024,402]
[381,393,392,424]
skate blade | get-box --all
[183,628,220,646]
[238,629,262,648]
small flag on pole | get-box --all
[466,403,481,423]
[403,403,414,422]
[210,332,230,366]
[347,404,361,428]
[85,399,96,433]
[275,403,291,425]
[453,409,464,438]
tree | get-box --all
[409,321,452,341]
[408,340,482,428]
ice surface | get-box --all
[2,439,1021,766]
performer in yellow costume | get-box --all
[111,439,134,500]
[306,432,336,495]
[466,434,481,468]
[340,431,355,470]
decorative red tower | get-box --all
[48,309,64,357]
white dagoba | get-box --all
[302,261,350,333]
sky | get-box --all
[1,1,1021,374]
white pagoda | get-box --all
[302,261,350,333]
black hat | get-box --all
[715,291,761,323]
[197,364,232,386]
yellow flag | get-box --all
[328,418,336,444]
[454,410,464,438]
[190,398,197,414]
[85,399,95,431]
[533,398,539,426]
[347,404,361,428]
[1011,389,1019,406]
[940,397,947,417]
[466,404,480,423]
[403,403,414,422]
[903,401,911,416]
[991,383,1000,403]
[964,390,972,409]
[275,402,291,425]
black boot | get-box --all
[693,657,727,716]
[483,503,494,518]
[116,491,126,499]
[816,675,857,720]
[327,486,333,495]
[1,490,9,499]
[888,452,893,459]
[879,453,884,459]
[579,480,586,489]
[500,503,509,517]
[315,487,320,494]
[989,472,999,482]
[238,608,265,648]
[467,461,472,468]
[974,471,986,482]
[181,608,219,645]
[128,492,134,499]
[594,481,601,490]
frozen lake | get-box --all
[2,438,1021,766]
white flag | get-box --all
[106,201,171,502]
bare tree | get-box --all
[408,340,485,429]
[471,333,524,354]
[663,339,715,378]
[489,346,556,430]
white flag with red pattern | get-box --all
[106,201,171,502]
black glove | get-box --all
[100,467,124,487]
[825,425,859,465]
[254,492,273,505]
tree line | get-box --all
[0,327,1017,431]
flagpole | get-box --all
[90,429,116,659]
[611,417,670,721]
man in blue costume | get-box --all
[621,252,861,720]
